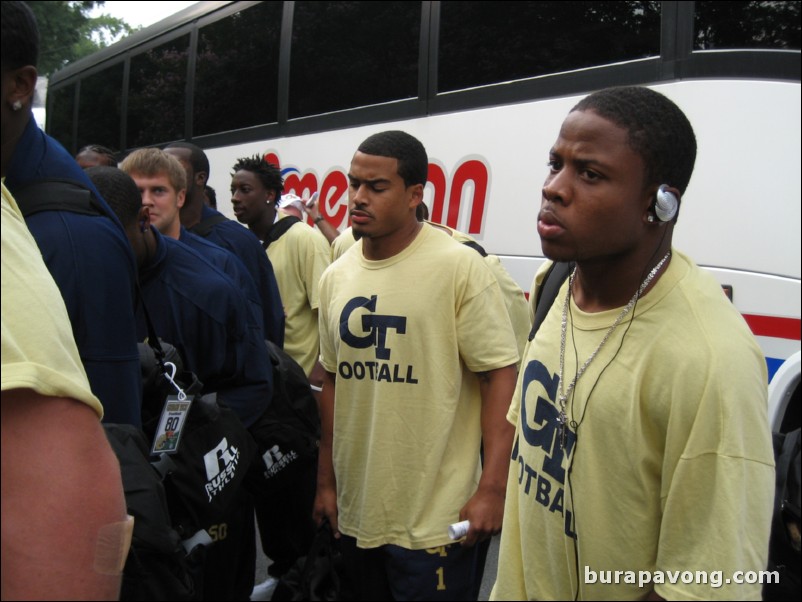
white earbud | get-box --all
[653,185,679,222]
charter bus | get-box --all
[46,1,801,431]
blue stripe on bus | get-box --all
[766,357,783,382]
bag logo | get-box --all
[203,437,240,502]
[262,444,299,479]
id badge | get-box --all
[151,395,194,455]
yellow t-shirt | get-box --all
[331,225,357,261]
[492,252,775,600]
[337,223,530,359]
[1,183,102,417]
[318,224,519,549]
[426,222,531,362]
[266,214,331,376]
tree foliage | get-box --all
[27,1,135,76]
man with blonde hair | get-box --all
[122,149,266,332]
[121,148,187,239]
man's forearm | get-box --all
[478,364,517,491]
[2,390,129,600]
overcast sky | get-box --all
[90,1,198,30]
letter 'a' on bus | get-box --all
[47,1,800,432]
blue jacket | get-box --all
[193,206,285,347]
[137,231,272,428]
[5,118,142,426]
[179,227,265,337]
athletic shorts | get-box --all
[338,534,490,601]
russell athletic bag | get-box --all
[248,340,321,577]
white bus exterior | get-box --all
[46,1,801,430]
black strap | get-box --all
[527,261,573,342]
[151,453,178,479]
[189,213,228,237]
[774,429,801,519]
[262,215,300,249]
[14,179,106,218]
[136,280,170,374]
[461,240,488,257]
[300,519,339,599]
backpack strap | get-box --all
[189,213,228,237]
[14,179,107,218]
[151,453,178,480]
[461,240,488,257]
[262,215,301,249]
[774,428,802,522]
[527,261,573,342]
[767,427,802,581]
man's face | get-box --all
[347,151,420,240]
[130,172,185,238]
[231,169,273,225]
[538,109,652,263]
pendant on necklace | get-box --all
[557,406,568,449]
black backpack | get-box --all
[137,328,260,601]
[529,261,573,341]
[137,339,258,545]
[247,340,321,489]
[104,424,198,601]
[262,215,302,250]
[764,428,801,601]
[247,341,321,578]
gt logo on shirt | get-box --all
[340,295,406,360]
[512,359,577,538]
[338,295,419,384]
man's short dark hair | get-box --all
[1,1,39,70]
[77,145,118,167]
[232,154,284,199]
[357,131,428,188]
[85,166,142,228]
[204,185,217,209]
[164,141,210,177]
[572,86,697,194]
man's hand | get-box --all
[313,370,340,537]
[458,484,505,547]
[312,482,340,537]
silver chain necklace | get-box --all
[557,251,672,448]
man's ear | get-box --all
[195,171,208,188]
[176,189,186,210]
[7,65,37,110]
[138,206,151,232]
[408,183,424,208]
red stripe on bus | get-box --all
[742,314,801,341]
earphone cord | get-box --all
[564,227,670,600]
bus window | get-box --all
[694,1,801,50]
[127,34,190,148]
[438,1,661,93]
[288,1,420,118]
[76,62,123,152]
[48,83,75,152]
[194,2,283,136]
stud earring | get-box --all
[12,100,22,111]
[647,214,655,223]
